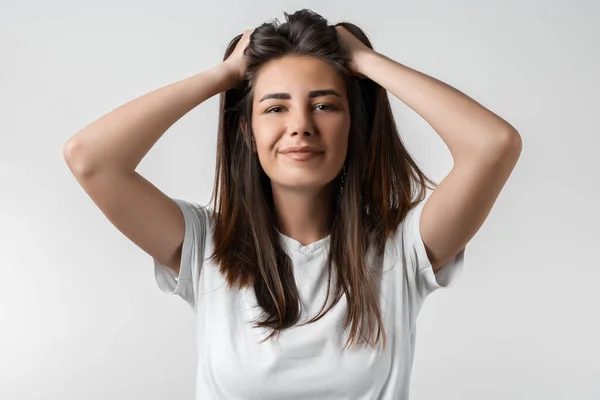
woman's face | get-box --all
[250,55,351,192]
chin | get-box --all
[272,176,329,191]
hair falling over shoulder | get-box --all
[205,9,437,351]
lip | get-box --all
[279,145,323,161]
[280,145,323,154]
[283,152,323,161]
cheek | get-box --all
[324,116,350,156]
[319,111,350,138]
[251,130,279,168]
[330,133,349,167]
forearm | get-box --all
[357,51,520,162]
[64,62,237,176]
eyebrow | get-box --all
[258,89,342,102]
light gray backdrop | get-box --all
[1,0,598,398]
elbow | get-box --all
[500,128,522,152]
[498,129,522,158]
[487,129,523,166]
[63,139,93,178]
[457,129,523,168]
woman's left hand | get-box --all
[335,25,374,78]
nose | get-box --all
[287,107,315,137]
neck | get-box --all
[271,182,334,247]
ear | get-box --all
[240,117,257,153]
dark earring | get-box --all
[339,165,346,196]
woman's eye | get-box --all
[266,106,283,113]
[315,104,335,111]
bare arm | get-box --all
[64,63,238,176]
[338,26,522,274]
[62,33,249,275]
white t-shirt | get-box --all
[153,196,465,400]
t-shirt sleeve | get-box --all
[153,198,209,311]
[401,196,466,314]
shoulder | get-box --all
[173,199,216,226]
[381,194,431,264]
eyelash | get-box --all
[265,104,336,113]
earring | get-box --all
[339,165,346,196]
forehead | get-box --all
[253,55,347,99]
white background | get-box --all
[1,0,598,398]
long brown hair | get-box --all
[207,9,437,351]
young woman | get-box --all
[64,9,521,400]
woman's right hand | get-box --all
[222,29,253,85]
